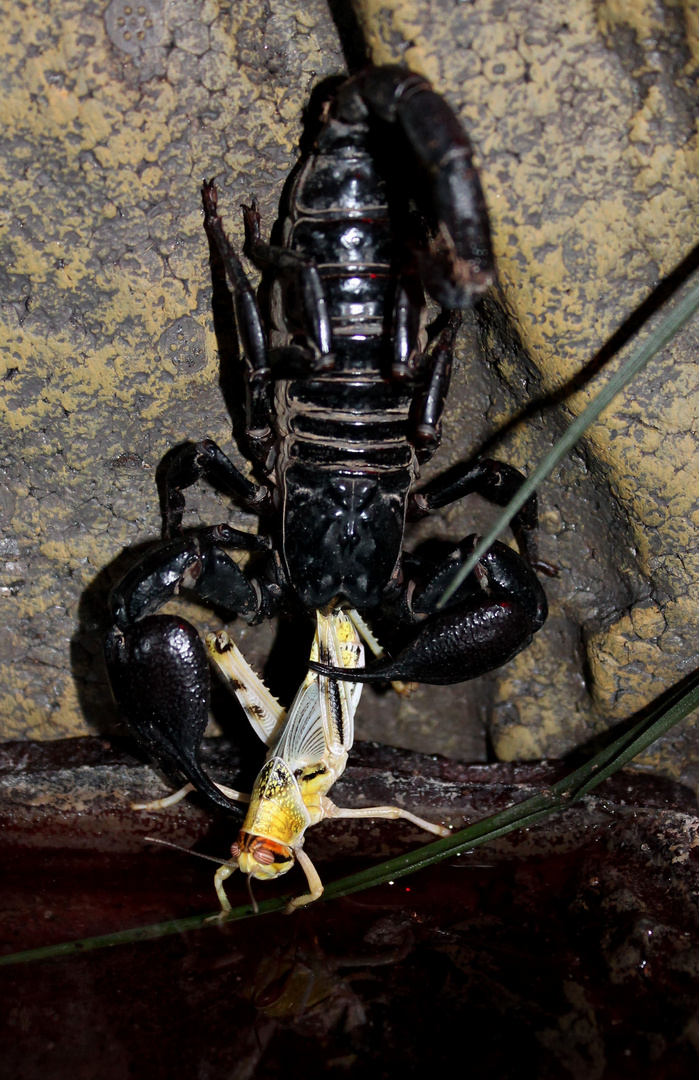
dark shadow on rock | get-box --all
[72,540,154,739]
[476,240,699,457]
[326,0,369,73]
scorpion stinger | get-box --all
[105,66,552,813]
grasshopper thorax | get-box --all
[231,832,295,881]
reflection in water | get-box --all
[247,922,412,1037]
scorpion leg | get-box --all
[160,438,269,540]
[202,181,273,444]
[392,269,426,379]
[105,528,274,814]
[338,66,495,308]
[410,457,557,575]
[410,310,462,455]
[242,201,333,367]
[310,536,547,686]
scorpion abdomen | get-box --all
[275,369,415,608]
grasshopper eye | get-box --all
[253,846,276,866]
[230,842,241,858]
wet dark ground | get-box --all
[2,738,699,1079]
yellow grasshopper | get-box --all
[137,608,449,911]
[206,608,450,911]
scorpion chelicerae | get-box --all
[105,66,551,822]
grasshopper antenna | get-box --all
[144,835,238,870]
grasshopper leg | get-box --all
[214,864,236,913]
[322,798,450,838]
[132,781,250,812]
[285,847,324,912]
[131,782,195,811]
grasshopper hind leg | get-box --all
[321,797,450,838]
[131,782,195,811]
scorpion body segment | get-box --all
[105,67,550,814]
[240,67,494,610]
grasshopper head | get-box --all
[232,831,295,881]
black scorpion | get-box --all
[105,67,552,815]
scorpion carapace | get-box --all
[105,66,550,813]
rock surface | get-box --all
[1,0,698,788]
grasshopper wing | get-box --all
[273,609,364,771]
[272,679,327,767]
